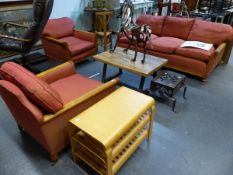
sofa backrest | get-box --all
[42,17,74,39]
[135,15,233,46]
[188,19,233,45]
[136,15,166,36]
[161,16,194,40]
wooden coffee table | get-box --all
[93,47,168,90]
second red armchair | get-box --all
[42,17,97,63]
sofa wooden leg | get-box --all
[17,125,24,132]
[50,153,58,164]
[201,78,208,85]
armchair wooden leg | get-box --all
[201,78,208,85]
[50,153,58,163]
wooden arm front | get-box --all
[42,78,119,123]
[4,22,30,29]
[0,33,32,42]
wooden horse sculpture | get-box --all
[111,0,152,63]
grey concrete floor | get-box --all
[0,50,233,175]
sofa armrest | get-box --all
[222,40,233,64]
[37,61,76,84]
[42,78,119,123]
[206,42,226,78]
[41,36,72,60]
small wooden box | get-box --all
[68,87,155,175]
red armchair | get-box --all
[0,61,118,161]
[41,17,97,63]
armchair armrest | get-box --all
[42,78,119,123]
[41,36,71,60]
[42,36,68,47]
[37,61,76,84]
[73,29,97,43]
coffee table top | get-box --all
[69,87,154,149]
[93,47,168,76]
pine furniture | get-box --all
[68,87,155,175]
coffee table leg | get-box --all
[183,86,187,99]
[119,68,122,75]
[102,63,107,82]
[139,76,145,90]
[153,72,157,78]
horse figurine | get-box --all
[111,0,152,63]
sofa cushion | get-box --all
[43,17,74,39]
[136,15,166,36]
[175,46,215,62]
[0,62,64,113]
[119,33,158,44]
[59,36,95,56]
[49,74,102,103]
[188,19,233,45]
[161,16,194,40]
[147,37,185,54]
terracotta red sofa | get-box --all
[119,15,233,80]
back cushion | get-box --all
[136,15,166,36]
[0,80,44,123]
[0,62,64,113]
[161,16,194,40]
[43,17,74,39]
[188,20,233,45]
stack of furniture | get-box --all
[118,15,233,80]
[0,61,119,161]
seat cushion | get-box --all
[0,62,64,113]
[147,37,185,53]
[49,74,102,104]
[43,17,74,39]
[175,46,215,62]
[161,16,194,40]
[59,36,95,56]
[188,19,233,45]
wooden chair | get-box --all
[0,0,54,72]
[95,11,113,51]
